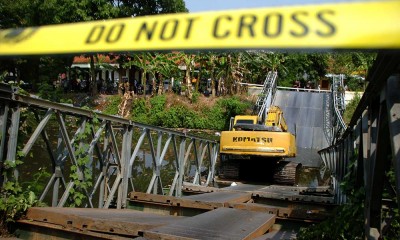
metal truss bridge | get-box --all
[0,52,399,239]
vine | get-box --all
[0,157,40,235]
[68,115,99,207]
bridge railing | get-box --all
[0,84,219,209]
[318,53,400,237]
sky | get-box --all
[184,0,373,12]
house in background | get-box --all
[70,55,122,84]
[69,55,145,93]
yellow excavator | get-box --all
[218,72,299,185]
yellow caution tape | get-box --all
[0,1,399,56]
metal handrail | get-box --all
[254,71,277,122]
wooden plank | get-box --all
[17,219,132,240]
[128,191,332,220]
[252,188,335,203]
[144,208,275,240]
[182,183,333,201]
[130,191,252,210]
[182,183,222,193]
[253,219,310,240]
[229,202,331,221]
[129,191,176,204]
[26,207,184,237]
[182,191,252,205]
[129,191,222,210]
[223,184,268,192]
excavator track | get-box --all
[218,155,301,185]
[273,161,302,185]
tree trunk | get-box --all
[186,68,192,99]
[211,68,216,97]
[195,65,201,92]
[157,74,163,95]
[142,71,146,95]
[21,57,40,91]
[89,55,97,96]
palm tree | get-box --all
[208,54,218,97]
[200,51,219,97]
[176,52,195,99]
[124,53,154,95]
[246,51,287,84]
[214,52,249,95]
[153,53,180,95]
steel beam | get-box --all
[22,109,53,157]
[386,74,400,211]
[6,105,21,180]
[368,101,389,238]
[169,135,181,196]
[119,125,132,209]
[0,102,9,165]
[177,137,187,197]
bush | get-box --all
[344,93,361,124]
[131,98,149,124]
[216,96,250,129]
[38,83,63,102]
[103,94,250,131]
[297,153,365,240]
[191,92,200,103]
[102,95,122,115]
[0,160,42,235]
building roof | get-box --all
[72,55,118,64]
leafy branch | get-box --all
[0,159,40,234]
[68,115,99,207]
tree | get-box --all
[281,53,328,88]
[0,0,118,92]
[124,53,152,95]
[115,0,187,17]
[174,52,196,98]
[63,0,118,96]
[213,52,249,95]
[154,53,180,95]
[206,53,218,98]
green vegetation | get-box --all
[383,169,400,239]
[297,153,399,240]
[0,159,41,235]
[102,95,122,115]
[344,93,361,125]
[68,117,98,207]
[37,83,64,103]
[297,153,365,239]
[0,0,188,93]
[113,94,251,130]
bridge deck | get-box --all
[274,90,330,167]
[22,207,185,237]
[144,208,275,240]
[128,183,334,222]
[19,206,275,239]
